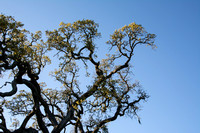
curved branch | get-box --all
[21,79,49,133]
[19,110,35,130]
[22,79,59,129]
[52,107,74,133]
[92,103,122,133]
[0,106,10,133]
[0,80,17,97]
[78,76,105,103]
[0,125,10,133]
[0,82,11,90]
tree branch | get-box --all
[92,103,122,133]
[0,125,10,133]
[21,79,49,133]
[52,107,74,133]
[0,79,18,97]
[19,110,35,130]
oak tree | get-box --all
[0,14,156,133]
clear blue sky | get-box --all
[0,0,200,133]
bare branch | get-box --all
[0,80,17,97]
[19,110,35,129]
[52,107,74,133]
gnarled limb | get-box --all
[22,79,57,132]
[0,80,17,97]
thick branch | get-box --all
[52,107,74,133]
[78,76,105,103]
[21,79,49,133]
[0,125,10,133]
[0,80,17,97]
[22,79,58,127]
[19,110,35,130]
[106,62,129,79]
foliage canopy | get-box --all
[0,14,156,133]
